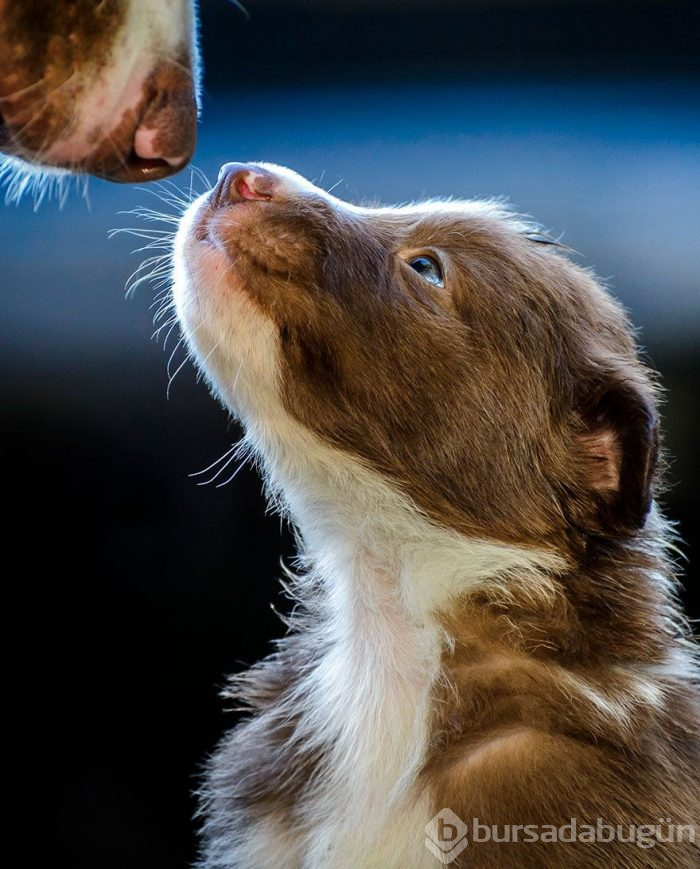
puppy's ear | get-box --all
[570,368,659,537]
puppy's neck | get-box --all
[248,411,566,625]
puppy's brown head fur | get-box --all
[177,162,659,559]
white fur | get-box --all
[174,177,567,866]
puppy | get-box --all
[0,0,199,183]
[172,162,699,867]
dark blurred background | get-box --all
[3,1,698,866]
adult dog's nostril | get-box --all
[215,162,279,206]
[133,127,189,170]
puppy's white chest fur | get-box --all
[294,558,440,868]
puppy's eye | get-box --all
[407,255,444,288]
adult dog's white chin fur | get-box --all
[0,155,84,209]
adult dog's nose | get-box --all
[122,61,198,181]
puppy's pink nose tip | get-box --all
[215,162,279,204]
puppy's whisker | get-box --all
[189,444,239,478]
[214,460,247,488]
[152,316,178,342]
[166,338,188,398]
[192,447,243,487]
[162,318,182,352]
[156,177,201,204]
[123,255,173,299]
[190,433,250,489]
[111,223,177,240]
[324,177,344,195]
[138,184,193,214]
[165,320,207,399]
[119,205,182,225]
[190,165,212,190]
[152,293,175,315]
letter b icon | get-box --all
[425,809,468,863]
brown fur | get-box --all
[204,190,660,556]
[186,167,699,867]
[430,548,699,867]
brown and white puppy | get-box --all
[171,163,699,867]
[0,0,199,185]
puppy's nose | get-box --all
[214,163,280,205]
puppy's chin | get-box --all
[172,192,284,424]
